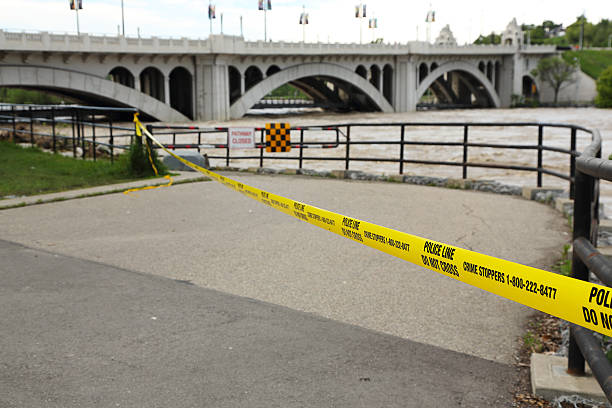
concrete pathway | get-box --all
[1,239,518,407]
[0,173,570,405]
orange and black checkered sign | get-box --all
[265,123,291,153]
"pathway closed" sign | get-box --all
[228,128,256,149]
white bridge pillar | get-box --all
[393,57,417,112]
[195,55,230,121]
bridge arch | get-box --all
[418,63,428,84]
[522,74,540,100]
[230,62,394,119]
[139,66,165,102]
[266,65,281,77]
[169,66,193,119]
[416,61,501,108]
[108,66,135,88]
[355,65,367,79]
[382,64,393,104]
[0,65,188,122]
[245,66,263,91]
[228,65,242,105]
[370,64,381,90]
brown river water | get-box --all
[155,107,611,213]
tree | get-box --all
[474,32,500,45]
[531,57,578,104]
[595,66,612,108]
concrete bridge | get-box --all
[0,21,557,122]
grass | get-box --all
[563,50,612,79]
[0,141,163,198]
[552,243,572,277]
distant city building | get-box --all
[501,18,523,46]
[434,25,457,46]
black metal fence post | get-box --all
[299,129,304,169]
[568,169,594,375]
[79,111,86,159]
[91,112,96,162]
[51,108,56,153]
[537,125,543,187]
[109,116,114,164]
[570,127,577,199]
[345,125,351,170]
[463,125,469,179]
[399,125,405,175]
[29,106,34,147]
[11,106,16,142]
[226,129,230,167]
[259,129,264,168]
[71,110,77,158]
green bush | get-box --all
[127,138,167,177]
[595,66,612,108]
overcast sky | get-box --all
[1,0,610,45]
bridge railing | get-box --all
[0,104,137,162]
[148,122,589,199]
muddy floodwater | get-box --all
[150,107,610,212]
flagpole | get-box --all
[264,7,267,41]
[121,0,125,36]
[75,5,80,35]
[302,5,306,43]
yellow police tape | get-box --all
[123,113,173,195]
[134,115,612,337]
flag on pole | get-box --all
[369,18,377,28]
[267,0,271,10]
[299,12,309,25]
[258,0,264,10]
[354,4,366,18]
[78,0,82,9]
[208,4,216,19]
[425,10,435,23]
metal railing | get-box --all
[566,128,612,402]
[148,122,588,198]
[0,104,137,162]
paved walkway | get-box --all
[0,173,569,406]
